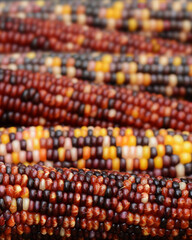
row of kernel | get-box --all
[1,68,192,131]
[0,126,191,177]
[0,163,192,239]
[3,1,192,35]
[1,52,192,99]
[0,16,191,55]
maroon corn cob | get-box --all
[0,68,192,131]
[0,163,192,239]
[0,16,191,55]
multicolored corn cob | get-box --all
[0,126,192,178]
[2,0,192,41]
[0,163,192,239]
[0,68,192,131]
[0,16,191,55]
[0,52,192,100]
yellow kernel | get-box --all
[164,135,173,145]
[187,2,192,11]
[143,146,150,159]
[154,156,163,169]
[157,144,165,157]
[77,159,85,169]
[102,54,113,63]
[145,129,154,138]
[132,109,139,118]
[109,146,117,159]
[22,131,29,140]
[26,52,35,59]
[122,136,128,146]
[173,135,184,144]
[74,129,81,138]
[62,5,71,14]
[125,128,133,136]
[130,73,137,85]
[173,144,183,155]
[143,74,151,86]
[66,87,74,98]
[43,129,49,138]
[81,128,88,138]
[126,158,133,171]
[159,129,167,137]
[52,57,62,67]
[33,139,40,150]
[116,72,125,85]
[8,127,17,133]
[128,136,136,146]
[36,1,44,7]
[95,61,102,71]
[100,128,107,137]
[128,18,138,31]
[113,9,121,19]
[183,141,192,153]
[156,20,164,32]
[143,20,150,31]
[173,57,181,66]
[112,158,120,170]
[93,127,101,137]
[36,127,43,138]
[84,104,91,117]
[113,1,124,10]
[77,35,84,45]
[141,9,150,19]
[83,146,91,160]
[106,8,114,18]
[129,62,138,73]
[113,127,120,137]
[10,198,17,213]
[1,134,9,144]
[103,147,109,160]
[116,136,122,147]
[12,152,19,164]
[58,148,65,162]
[55,125,63,131]
[180,153,191,164]
[102,62,110,73]
[140,158,148,171]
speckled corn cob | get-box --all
[1,68,192,131]
[0,163,192,239]
[1,52,192,100]
[3,0,192,41]
[0,126,192,178]
[0,16,191,55]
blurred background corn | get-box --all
[0,16,191,55]
[1,0,192,43]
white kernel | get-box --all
[176,163,185,178]
[23,198,29,211]
[39,179,45,191]
[179,182,186,190]
[60,228,65,237]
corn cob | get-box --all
[1,68,192,131]
[0,16,191,55]
[1,52,192,100]
[0,125,191,178]
[0,163,192,239]
[3,0,192,39]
